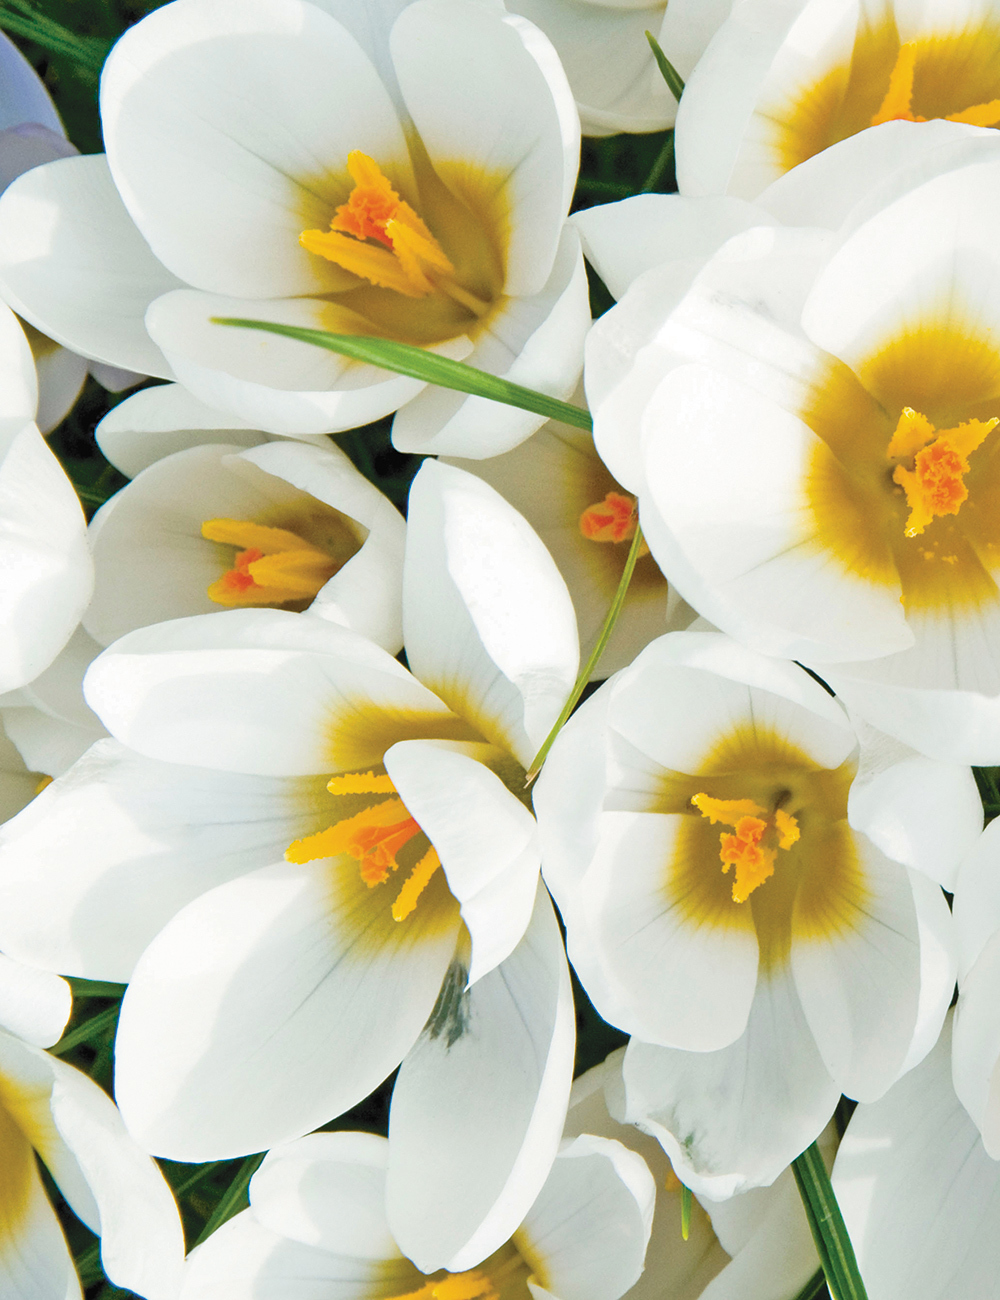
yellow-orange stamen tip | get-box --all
[947,99,1000,127]
[326,771,397,796]
[719,817,775,904]
[302,151,453,297]
[774,808,800,850]
[579,491,638,544]
[34,774,52,795]
[871,43,922,126]
[204,517,336,607]
[392,846,442,922]
[889,412,998,536]
[691,792,766,825]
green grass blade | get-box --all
[792,1142,868,1300]
[680,1183,692,1240]
[212,319,592,431]
[50,1005,119,1056]
[526,523,644,782]
[67,977,127,1000]
[0,3,109,77]
[191,1153,265,1247]
[791,1269,828,1300]
[645,30,685,102]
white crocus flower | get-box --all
[832,1011,1000,1300]
[0,0,588,458]
[581,134,1000,760]
[180,1127,654,1300]
[0,460,578,1270]
[446,403,693,678]
[505,0,735,137]
[0,299,92,694]
[674,0,1000,199]
[85,438,406,651]
[0,958,185,1300]
[567,1053,830,1300]
[535,631,966,1193]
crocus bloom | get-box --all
[0,0,588,457]
[0,957,184,1300]
[505,0,735,136]
[675,0,1000,198]
[179,1127,654,1300]
[833,1012,1000,1300]
[86,438,406,651]
[535,631,967,1191]
[567,1052,829,1300]
[582,133,1000,760]
[0,461,578,1270]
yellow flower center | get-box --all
[886,407,998,537]
[871,42,1000,127]
[691,793,800,903]
[770,19,1000,176]
[382,1239,538,1300]
[286,769,440,922]
[301,151,491,316]
[202,518,340,607]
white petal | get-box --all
[0,957,69,1048]
[518,1134,655,1300]
[45,1056,185,1300]
[250,1131,398,1260]
[586,810,759,1050]
[32,343,87,436]
[101,0,409,297]
[0,155,180,376]
[952,929,1000,1154]
[404,461,578,767]
[791,840,954,1101]
[953,816,1000,981]
[834,1013,1000,1300]
[386,886,574,1272]
[114,860,457,1158]
[0,304,36,425]
[0,739,328,980]
[0,30,62,136]
[391,0,578,296]
[95,383,266,479]
[385,739,539,984]
[389,227,589,458]
[85,609,455,775]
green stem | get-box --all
[526,524,644,782]
[791,1269,828,1300]
[191,1153,264,1248]
[212,320,593,432]
[792,1142,868,1300]
[67,977,127,1001]
[680,1183,692,1241]
[49,1005,119,1056]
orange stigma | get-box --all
[580,491,643,545]
[202,518,338,608]
[691,793,800,904]
[300,151,462,300]
[871,42,1000,127]
[285,770,441,921]
[886,407,998,537]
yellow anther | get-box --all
[300,151,454,298]
[386,1272,498,1300]
[690,793,766,824]
[886,408,998,537]
[774,808,801,851]
[33,775,52,795]
[392,846,443,922]
[872,42,1000,129]
[326,771,397,796]
[202,517,337,607]
[692,792,800,903]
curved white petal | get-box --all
[85,609,457,775]
[518,1134,655,1300]
[114,859,458,1158]
[386,886,574,1273]
[0,957,69,1048]
[404,460,578,767]
[391,0,578,296]
[834,1014,1000,1300]
[953,928,1000,1155]
[390,227,589,458]
[101,0,409,298]
[0,739,331,981]
[32,342,87,436]
[250,1131,398,1260]
[953,816,1000,982]
[0,30,63,136]
[385,739,539,984]
[0,154,180,377]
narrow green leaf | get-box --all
[792,1142,869,1300]
[212,319,593,432]
[641,132,675,193]
[67,977,127,1001]
[50,1005,119,1056]
[74,1241,103,1289]
[191,1153,265,1247]
[645,30,685,102]
[0,3,109,77]
[526,523,645,783]
[680,1183,692,1241]
[791,1269,828,1300]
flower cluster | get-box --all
[0,0,997,1297]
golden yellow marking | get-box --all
[33,775,52,795]
[768,19,1000,176]
[0,1099,35,1244]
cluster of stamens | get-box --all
[886,407,998,537]
[202,518,338,607]
[691,793,800,903]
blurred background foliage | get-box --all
[0,1,676,1293]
